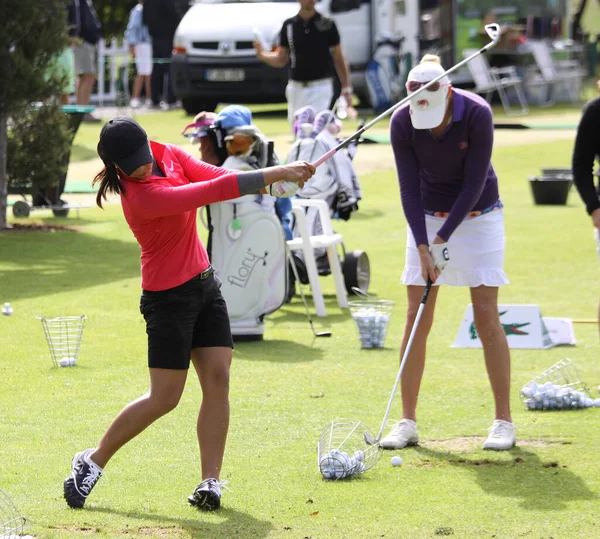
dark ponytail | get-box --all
[92,140,126,208]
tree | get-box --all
[0,0,68,229]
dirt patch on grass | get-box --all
[1,223,80,233]
[421,437,568,451]
[51,526,100,534]
[124,527,185,537]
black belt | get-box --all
[198,266,214,279]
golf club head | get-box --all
[484,23,500,44]
[310,321,332,338]
[363,432,378,446]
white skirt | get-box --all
[402,210,509,287]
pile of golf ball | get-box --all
[520,381,600,410]
[58,357,77,367]
[351,308,390,349]
[319,449,366,480]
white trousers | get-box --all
[286,78,334,129]
[134,43,153,76]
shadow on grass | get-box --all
[86,505,274,539]
[0,228,140,302]
[413,445,597,511]
[234,339,326,363]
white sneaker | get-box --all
[144,98,153,107]
[483,420,516,450]
[130,98,141,108]
[379,419,418,449]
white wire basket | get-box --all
[38,315,86,368]
[0,489,26,539]
[348,299,394,349]
[520,358,594,411]
[317,419,382,480]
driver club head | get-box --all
[484,23,500,43]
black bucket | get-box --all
[529,176,572,205]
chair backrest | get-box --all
[291,198,335,236]
[529,41,556,80]
[463,49,495,89]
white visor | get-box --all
[407,62,450,130]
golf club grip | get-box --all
[311,24,500,170]
[375,278,434,442]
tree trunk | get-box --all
[0,113,8,230]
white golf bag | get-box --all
[205,152,288,341]
[366,36,405,111]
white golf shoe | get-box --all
[379,419,418,449]
[483,419,516,450]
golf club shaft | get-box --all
[287,250,324,336]
[375,279,433,442]
[311,24,501,168]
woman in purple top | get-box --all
[380,56,515,451]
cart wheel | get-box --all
[52,199,69,218]
[343,250,370,294]
[13,200,31,218]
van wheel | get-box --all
[343,250,370,295]
[182,98,218,116]
[13,200,30,218]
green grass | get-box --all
[2,112,600,539]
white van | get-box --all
[171,0,420,115]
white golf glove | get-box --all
[268,180,299,198]
[430,242,450,272]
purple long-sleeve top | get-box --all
[390,88,500,247]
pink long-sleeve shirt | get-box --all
[120,141,241,291]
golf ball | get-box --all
[59,357,77,367]
[594,398,600,407]
[391,456,403,467]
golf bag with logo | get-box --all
[366,36,405,112]
[203,129,289,341]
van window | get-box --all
[330,0,361,12]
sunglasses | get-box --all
[406,80,443,93]
[181,120,213,138]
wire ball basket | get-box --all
[37,315,86,368]
[520,358,596,411]
[317,419,382,480]
[0,489,27,539]
[348,299,394,349]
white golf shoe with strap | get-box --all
[483,419,516,450]
[379,419,419,449]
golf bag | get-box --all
[205,141,289,341]
[366,36,405,111]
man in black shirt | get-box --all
[254,0,352,129]
[572,95,600,334]
[143,0,182,108]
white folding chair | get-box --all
[287,199,348,317]
[527,40,585,106]
[463,49,529,115]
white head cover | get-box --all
[406,61,450,130]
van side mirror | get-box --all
[330,0,361,14]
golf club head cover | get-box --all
[430,242,449,272]
[268,180,299,198]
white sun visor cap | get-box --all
[407,62,451,130]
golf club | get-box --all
[287,250,332,338]
[311,23,501,169]
[364,278,433,445]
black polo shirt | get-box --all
[279,12,340,82]
[572,96,600,214]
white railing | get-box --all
[91,38,130,107]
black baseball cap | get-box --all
[99,116,153,175]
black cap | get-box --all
[99,116,153,175]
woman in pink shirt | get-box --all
[64,116,314,511]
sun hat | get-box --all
[406,60,451,130]
[214,105,253,130]
[99,116,153,175]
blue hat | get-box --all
[215,105,253,129]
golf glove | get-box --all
[430,242,450,272]
[268,180,299,198]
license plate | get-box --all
[205,69,245,82]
